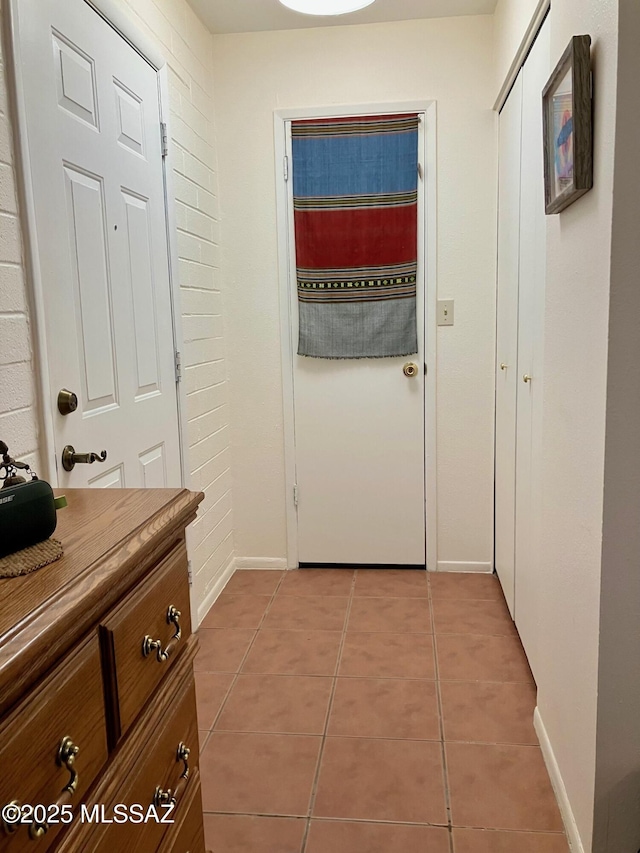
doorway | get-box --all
[9,0,184,488]
[275,103,437,570]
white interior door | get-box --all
[514,17,550,676]
[495,73,523,615]
[288,118,426,567]
[16,0,181,488]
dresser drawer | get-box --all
[0,634,108,852]
[87,674,200,853]
[100,540,192,742]
[157,774,205,853]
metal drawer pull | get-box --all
[1,801,21,836]
[1,737,79,840]
[153,742,190,809]
[142,605,182,662]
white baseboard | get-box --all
[534,707,585,853]
[435,561,493,573]
[234,557,289,570]
[196,554,236,627]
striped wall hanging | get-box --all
[292,113,419,359]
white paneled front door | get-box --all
[16,0,181,488]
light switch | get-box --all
[437,299,454,326]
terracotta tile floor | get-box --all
[196,569,569,853]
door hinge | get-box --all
[174,350,182,383]
[161,121,168,157]
[417,162,423,180]
[187,560,193,587]
[283,155,289,182]
[293,484,299,507]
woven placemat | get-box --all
[0,538,63,578]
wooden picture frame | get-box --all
[542,35,593,214]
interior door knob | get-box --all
[403,362,419,377]
[523,374,532,383]
[61,446,107,472]
[500,363,508,371]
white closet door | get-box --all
[495,73,523,617]
[514,17,550,677]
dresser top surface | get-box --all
[0,488,202,714]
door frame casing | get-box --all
[274,101,438,570]
[4,0,190,488]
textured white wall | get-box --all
[0,7,40,475]
[0,0,233,620]
[122,0,235,616]
[212,16,497,569]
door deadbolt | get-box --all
[57,389,78,415]
[403,362,419,378]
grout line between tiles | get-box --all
[196,671,236,732]
[344,593,432,599]
[203,571,288,734]
[300,568,357,853]
[331,628,434,634]
[302,817,311,851]
[211,728,445,741]
[199,727,213,755]
[225,627,434,635]
[206,721,541,747]
[203,670,437,680]
[427,572,455,853]
[201,808,451,828]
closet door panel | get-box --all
[514,17,550,679]
[495,73,523,617]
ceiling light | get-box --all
[279,0,376,16]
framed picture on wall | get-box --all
[542,35,593,215]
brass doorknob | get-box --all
[500,363,508,371]
[403,362,419,377]
[523,374,532,383]
[61,445,107,472]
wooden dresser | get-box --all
[0,488,205,853]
